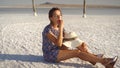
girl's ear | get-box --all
[49,17,52,21]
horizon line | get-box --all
[0,4,120,8]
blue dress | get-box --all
[42,24,60,62]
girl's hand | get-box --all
[58,20,64,29]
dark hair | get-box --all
[48,7,62,19]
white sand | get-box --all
[0,14,120,68]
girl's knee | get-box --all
[81,42,87,47]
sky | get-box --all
[0,0,120,6]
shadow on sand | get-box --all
[0,54,94,68]
[0,54,44,62]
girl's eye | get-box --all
[53,15,62,18]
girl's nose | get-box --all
[57,15,62,20]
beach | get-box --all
[0,7,120,68]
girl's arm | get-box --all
[46,20,64,47]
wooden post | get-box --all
[32,0,37,16]
[83,0,86,18]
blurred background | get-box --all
[0,0,120,6]
[0,0,120,15]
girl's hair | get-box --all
[48,7,62,19]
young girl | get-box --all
[42,7,117,68]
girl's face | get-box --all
[50,10,62,24]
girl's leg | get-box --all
[57,49,102,63]
[77,42,104,58]
[77,42,91,53]
[57,49,117,68]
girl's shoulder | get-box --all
[44,24,51,30]
[45,24,51,29]
[43,24,51,34]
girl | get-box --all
[42,7,117,68]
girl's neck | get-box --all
[50,23,58,30]
[50,23,58,28]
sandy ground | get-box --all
[0,14,120,68]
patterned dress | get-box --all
[42,24,60,62]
